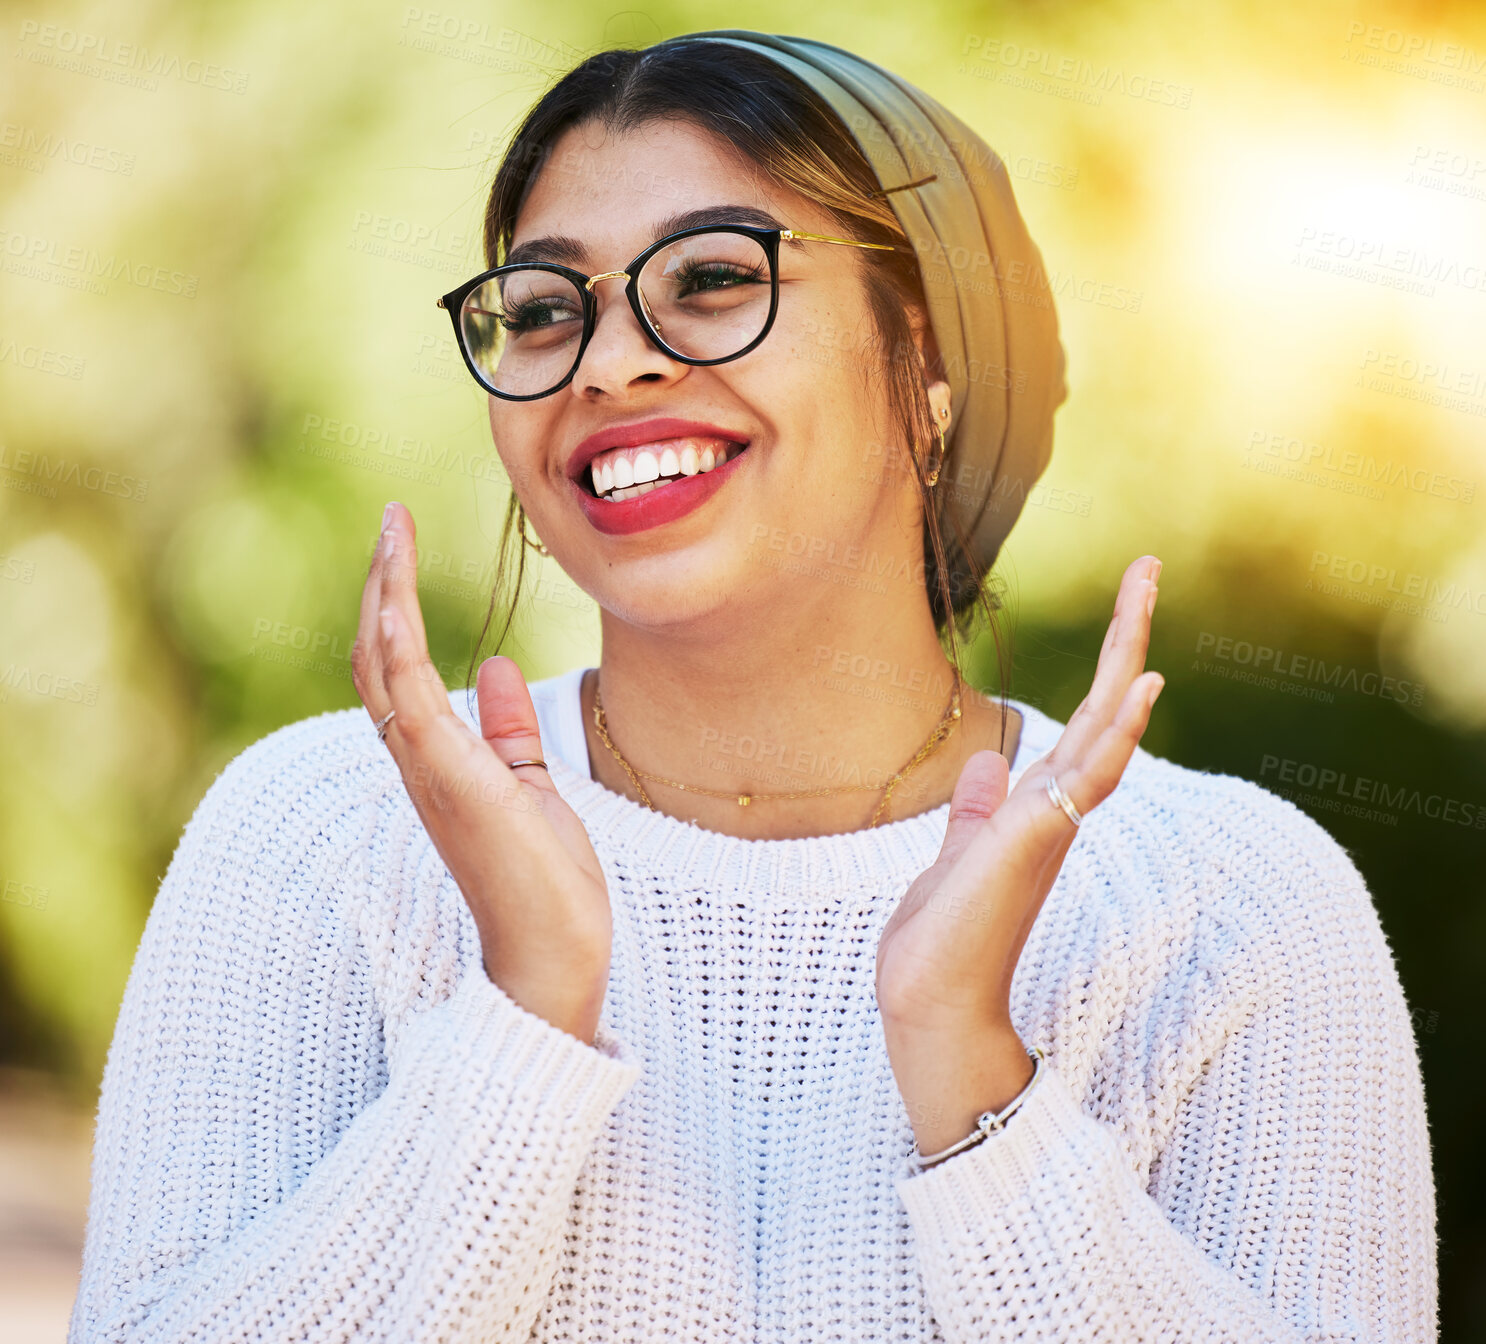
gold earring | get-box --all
[520,513,551,557]
[923,420,946,488]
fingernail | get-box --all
[1150,557,1162,583]
[380,609,395,640]
[1148,673,1165,706]
[1146,581,1158,618]
[382,501,396,531]
[381,527,397,560]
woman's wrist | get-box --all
[481,957,607,1048]
[883,1016,1034,1155]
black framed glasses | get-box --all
[436,224,903,401]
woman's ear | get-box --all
[906,300,938,374]
[907,303,951,422]
[909,306,956,428]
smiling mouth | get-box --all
[582,436,748,501]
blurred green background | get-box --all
[2,0,1483,1336]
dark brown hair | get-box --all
[462,40,1010,730]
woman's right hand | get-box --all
[352,501,613,1046]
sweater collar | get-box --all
[517,676,1065,896]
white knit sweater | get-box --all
[69,666,1438,1343]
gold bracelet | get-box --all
[907,1045,1046,1172]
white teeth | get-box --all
[590,438,746,500]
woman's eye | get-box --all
[678,264,765,294]
[503,303,579,333]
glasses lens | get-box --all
[457,232,775,397]
[637,231,773,361]
[461,268,586,397]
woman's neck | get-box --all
[576,604,1021,841]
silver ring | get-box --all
[374,709,396,743]
[507,758,548,772]
[1045,774,1083,827]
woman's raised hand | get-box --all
[876,554,1165,1039]
[353,502,613,1046]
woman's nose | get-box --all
[571,273,680,395]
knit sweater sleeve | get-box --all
[67,716,642,1344]
[892,779,1438,1343]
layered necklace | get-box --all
[590,673,963,829]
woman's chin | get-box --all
[581,553,760,630]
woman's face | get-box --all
[488,116,927,632]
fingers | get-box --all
[378,504,433,669]
[1039,669,1164,836]
[352,503,393,725]
[370,504,454,752]
[934,749,1009,869]
[476,655,560,796]
[1051,554,1160,766]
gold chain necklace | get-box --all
[591,674,962,828]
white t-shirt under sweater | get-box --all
[68,667,1438,1343]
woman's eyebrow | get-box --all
[505,204,786,267]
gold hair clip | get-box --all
[870,172,939,197]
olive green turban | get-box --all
[650,30,1070,579]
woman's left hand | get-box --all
[876,555,1164,1146]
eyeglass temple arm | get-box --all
[779,228,901,253]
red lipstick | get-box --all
[567,418,751,537]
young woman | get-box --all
[70,31,1436,1344]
